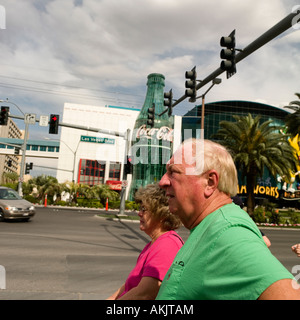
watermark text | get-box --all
[292,265,300,289]
[0,265,6,289]
[292,5,300,30]
[0,5,5,29]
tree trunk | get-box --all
[246,172,257,216]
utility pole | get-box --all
[18,122,29,196]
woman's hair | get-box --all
[134,183,182,231]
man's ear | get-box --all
[204,170,219,197]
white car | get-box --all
[0,187,35,222]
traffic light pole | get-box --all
[119,128,131,216]
[18,122,29,196]
[159,11,299,116]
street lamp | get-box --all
[196,78,222,138]
[44,137,81,182]
[0,99,25,116]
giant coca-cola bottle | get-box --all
[128,73,174,200]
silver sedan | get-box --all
[0,187,35,222]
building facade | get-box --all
[56,99,182,199]
[0,118,23,182]
[56,103,140,196]
[182,100,299,206]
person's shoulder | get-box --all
[220,203,256,226]
[158,230,184,247]
[203,203,261,239]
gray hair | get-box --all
[181,138,238,196]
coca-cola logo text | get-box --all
[135,125,174,142]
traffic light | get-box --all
[0,106,9,125]
[220,29,236,79]
[14,147,20,155]
[147,103,155,128]
[124,156,134,175]
[7,160,12,167]
[25,162,33,174]
[185,66,197,103]
[164,89,173,117]
[49,114,59,134]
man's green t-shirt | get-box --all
[156,203,293,300]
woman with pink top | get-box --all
[107,183,183,300]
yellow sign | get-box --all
[238,185,279,198]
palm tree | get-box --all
[285,93,300,138]
[95,184,120,205]
[213,113,298,215]
[64,181,87,204]
[2,172,19,184]
[42,179,67,203]
[28,175,61,203]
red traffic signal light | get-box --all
[49,114,59,134]
[125,156,134,175]
[0,106,9,125]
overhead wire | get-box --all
[0,75,145,106]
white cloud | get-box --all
[0,0,298,128]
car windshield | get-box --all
[0,189,23,200]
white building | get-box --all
[56,102,182,197]
[56,103,140,189]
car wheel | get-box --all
[0,210,4,222]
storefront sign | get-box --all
[238,185,279,198]
[106,180,122,191]
[80,135,115,144]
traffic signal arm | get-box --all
[158,11,299,117]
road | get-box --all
[0,207,299,300]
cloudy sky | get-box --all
[0,0,299,142]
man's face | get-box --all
[159,144,204,229]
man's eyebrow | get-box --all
[166,163,174,170]
[167,163,184,173]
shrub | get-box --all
[90,200,103,208]
[125,200,139,211]
[56,200,67,206]
[24,195,38,204]
[289,210,300,224]
[109,200,120,209]
[2,183,18,191]
[253,206,266,223]
[269,210,281,225]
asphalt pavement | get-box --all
[0,206,299,300]
[0,207,149,299]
